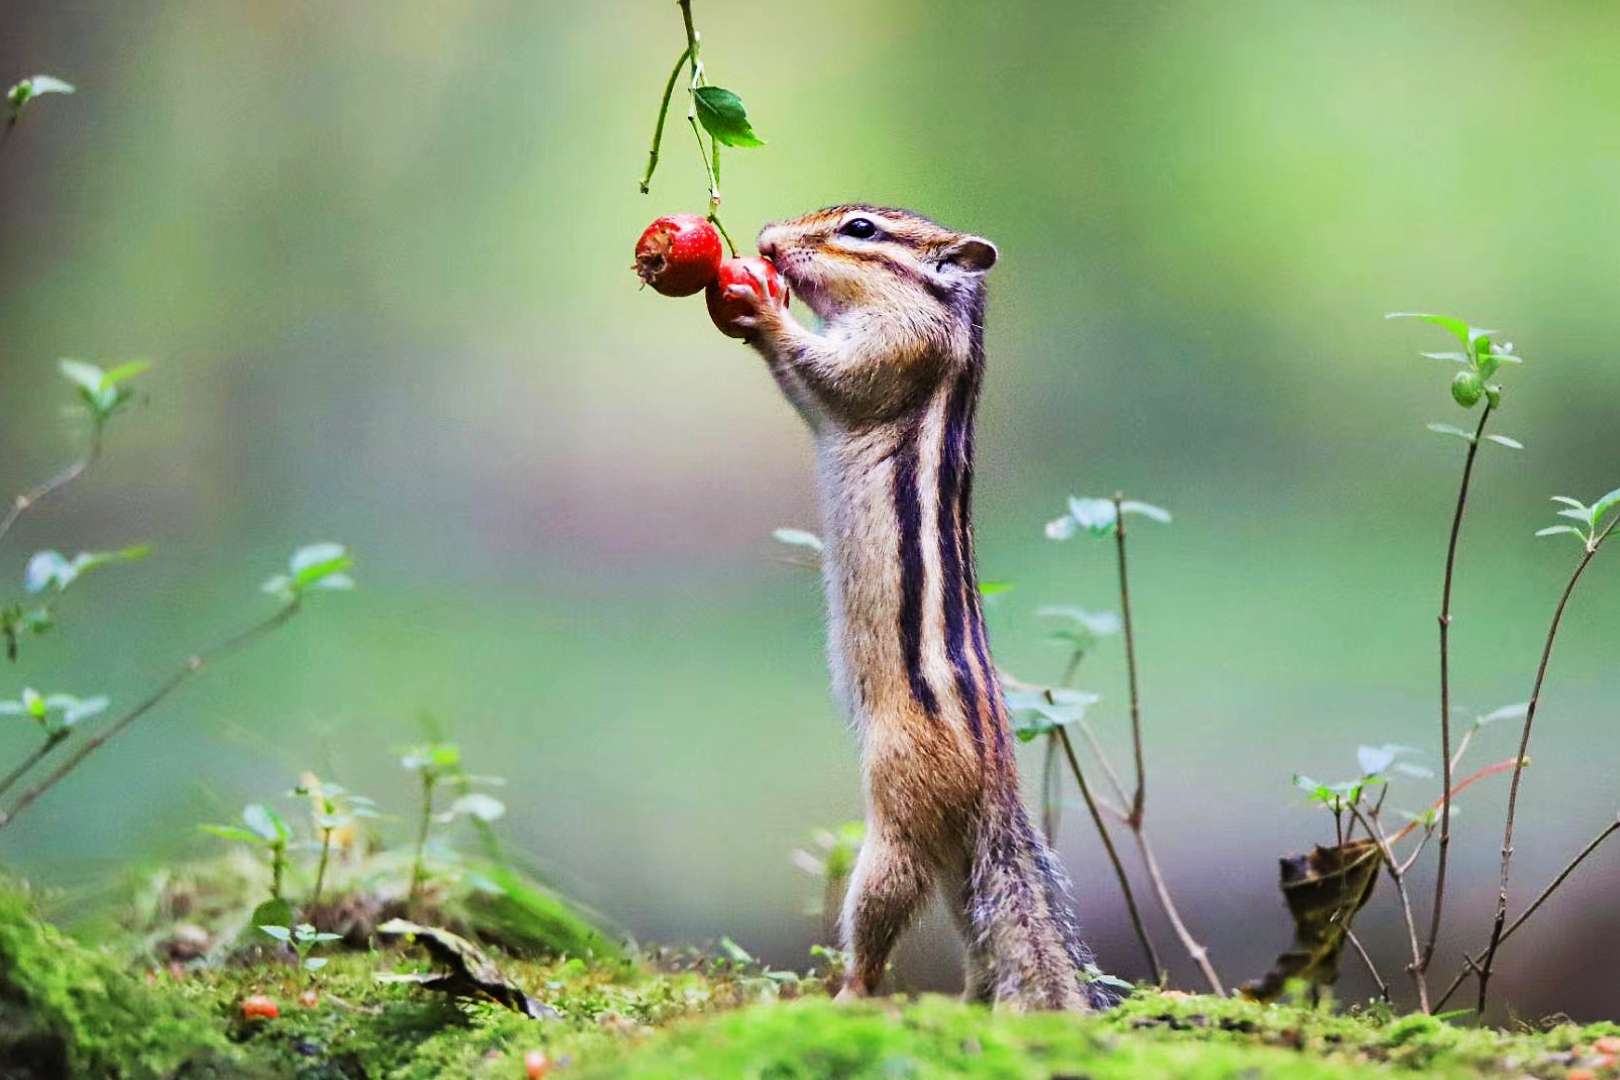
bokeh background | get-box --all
[3,0,1618,1019]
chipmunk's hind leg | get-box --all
[942,862,995,1003]
[838,828,934,998]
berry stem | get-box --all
[638,45,691,194]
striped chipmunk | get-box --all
[721,205,1116,1011]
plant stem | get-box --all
[0,422,103,547]
[311,828,333,909]
[1387,757,1520,847]
[1111,495,1146,829]
[1434,816,1620,1012]
[638,46,691,193]
[1132,829,1224,995]
[1054,725,1162,983]
[271,841,286,901]
[0,599,301,829]
[1350,803,1429,1012]
[408,774,435,909]
[1346,928,1391,1004]
[1425,402,1493,975]
[1475,519,1615,1015]
[1105,493,1220,993]
[0,731,67,801]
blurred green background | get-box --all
[3,1,1618,1017]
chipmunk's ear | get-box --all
[940,235,998,273]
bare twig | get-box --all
[1435,816,1620,1012]
[1475,521,1616,1014]
[1426,402,1493,977]
[1349,802,1429,1012]
[0,731,67,801]
[1132,829,1224,995]
[1346,927,1391,1004]
[0,423,103,547]
[0,600,301,830]
[1388,757,1521,847]
[1055,724,1162,983]
[1107,493,1222,994]
[1111,494,1146,828]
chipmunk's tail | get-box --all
[965,777,1117,1011]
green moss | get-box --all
[0,889,235,1078]
[9,881,1620,1079]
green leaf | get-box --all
[771,528,823,553]
[718,935,756,964]
[57,359,106,394]
[198,824,263,845]
[1356,745,1396,777]
[1386,312,1477,349]
[978,580,1013,598]
[1590,487,1620,529]
[241,803,287,843]
[1425,422,1476,442]
[303,957,328,971]
[1550,496,1588,511]
[1485,434,1523,450]
[448,793,506,822]
[101,360,151,387]
[24,551,73,595]
[1066,497,1118,535]
[1534,525,1586,542]
[1120,500,1172,524]
[1043,515,1078,540]
[1421,351,1470,365]
[692,86,764,148]
[257,924,292,942]
[22,75,74,98]
[1480,703,1528,725]
[289,542,354,589]
[251,898,295,929]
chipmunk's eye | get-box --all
[839,217,878,240]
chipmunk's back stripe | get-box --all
[893,430,938,716]
[937,370,985,750]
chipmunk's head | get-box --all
[756,205,997,324]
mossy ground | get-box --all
[6,886,1620,1079]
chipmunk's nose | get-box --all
[756,225,783,260]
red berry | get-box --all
[524,1049,550,1078]
[240,994,279,1020]
[635,214,723,297]
[705,256,787,339]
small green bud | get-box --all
[1451,370,1484,407]
[1485,383,1502,409]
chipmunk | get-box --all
[723,205,1114,1011]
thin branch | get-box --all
[1426,402,1492,975]
[1388,757,1521,847]
[1350,802,1430,1012]
[0,422,103,547]
[1346,927,1391,1004]
[1476,519,1615,1015]
[1398,826,1435,877]
[1055,725,1161,983]
[0,600,301,830]
[1131,829,1225,995]
[1111,494,1146,828]
[0,731,67,801]
[1434,816,1620,1013]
